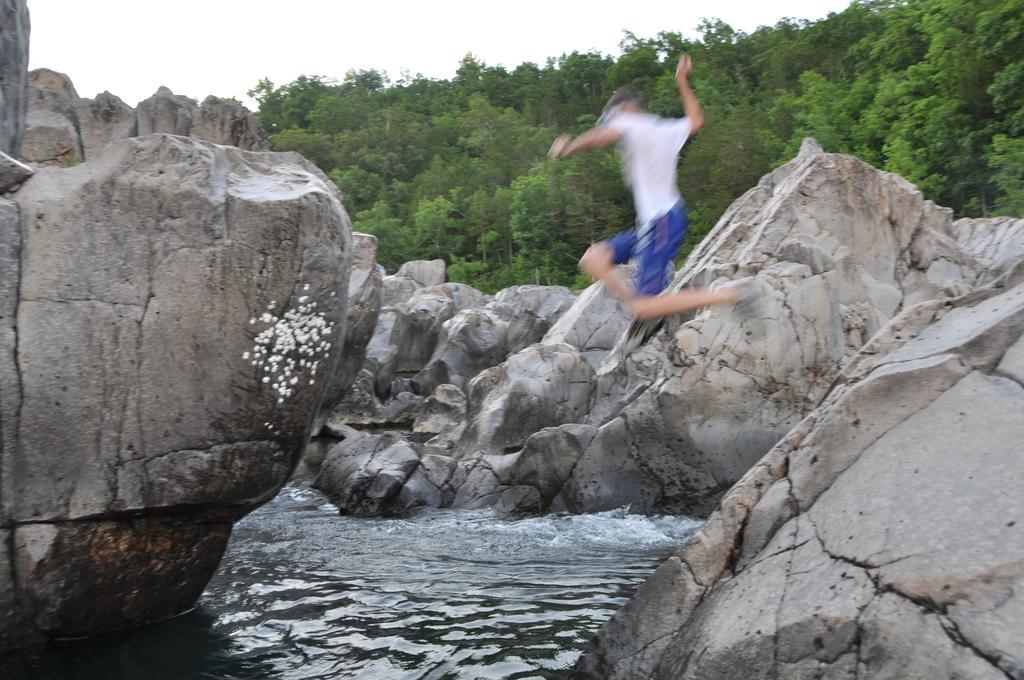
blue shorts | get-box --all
[606,202,688,296]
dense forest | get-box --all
[251,0,1023,292]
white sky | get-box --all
[28,0,853,109]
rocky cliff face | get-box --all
[18,70,268,167]
[571,267,1024,680]
[305,138,1023,675]
[0,0,29,157]
[1,134,351,649]
[313,141,1020,522]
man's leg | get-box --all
[579,242,634,304]
[629,287,739,319]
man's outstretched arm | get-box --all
[676,54,703,134]
[548,126,621,159]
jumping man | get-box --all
[548,54,746,353]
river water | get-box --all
[4,483,700,680]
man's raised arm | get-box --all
[676,54,703,134]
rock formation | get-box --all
[192,95,268,150]
[381,258,447,306]
[571,269,1024,679]
[1,133,352,649]
[76,91,136,161]
[20,69,82,165]
[315,141,1023,525]
[18,70,267,167]
[0,0,29,157]
[314,232,383,434]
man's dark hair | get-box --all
[602,87,641,116]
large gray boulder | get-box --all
[0,151,32,193]
[542,275,632,367]
[313,428,459,515]
[396,258,446,287]
[75,91,136,161]
[0,0,29,157]
[412,307,509,394]
[313,431,421,516]
[20,69,83,165]
[136,86,197,137]
[362,282,488,397]
[450,423,599,514]
[573,278,1024,680]
[453,342,595,459]
[380,259,446,307]
[1,134,351,649]
[562,140,994,516]
[192,95,268,151]
[487,284,575,353]
[316,232,383,430]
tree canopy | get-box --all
[251,0,1023,292]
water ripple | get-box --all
[1,485,701,680]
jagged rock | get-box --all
[0,151,32,192]
[315,427,458,513]
[951,216,1024,285]
[2,134,351,648]
[313,431,414,515]
[0,0,30,157]
[450,423,599,513]
[542,275,631,366]
[324,368,424,429]
[321,317,598,515]
[20,69,82,165]
[397,259,446,287]
[431,281,489,310]
[363,282,488,397]
[380,273,421,308]
[572,279,1024,680]
[390,288,457,372]
[192,95,267,151]
[486,284,576,353]
[413,383,467,449]
[564,143,993,516]
[316,232,383,432]
[379,259,446,307]
[396,452,457,510]
[20,110,81,165]
[75,91,136,160]
[453,342,594,458]
[136,86,197,137]
[412,286,574,396]
[413,307,508,393]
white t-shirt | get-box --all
[605,111,692,226]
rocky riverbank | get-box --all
[309,139,1024,523]
[2,3,1021,673]
[303,142,1024,677]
